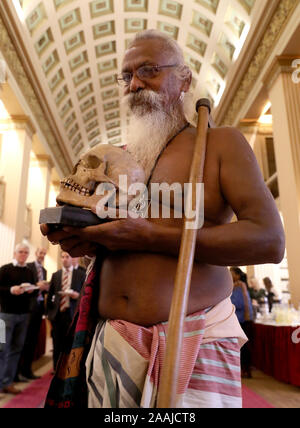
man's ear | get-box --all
[181,66,192,93]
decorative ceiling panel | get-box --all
[191,10,213,37]
[157,21,179,39]
[124,0,148,13]
[26,2,47,35]
[59,8,82,35]
[64,31,85,54]
[195,0,220,14]
[53,0,76,11]
[186,33,207,57]
[93,21,115,39]
[159,0,183,20]
[90,0,114,18]
[9,0,261,165]
[125,18,147,33]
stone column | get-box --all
[238,120,270,180]
[26,154,53,249]
[263,55,300,308]
[239,121,281,290]
[0,116,35,264]
[44,180,61,277]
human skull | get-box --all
[57,144,145,213]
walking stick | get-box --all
[157,99,211,408]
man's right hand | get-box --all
[37,280,50,292]
[10,286,25,296]
[40,223,99,257]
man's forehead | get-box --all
[122,39,170,69]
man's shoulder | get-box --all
[0,263,13,271]
[207,126,250,153]
[27,262,35,269]
[51,269,62,279]
[177,125,247,148]
[75,267,86,279]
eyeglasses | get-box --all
[117,64,178,86]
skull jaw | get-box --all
[56,186,102,213]
[56,184,127,214]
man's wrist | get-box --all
[145,221,181,255]
[142,220,164,252]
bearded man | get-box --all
[41,30,285,408]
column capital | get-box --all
[239,119,273,136]
[52,180,61,193]
[0,115,35,138]
[238,119,259,132]
[36,154,54,170]
[263,55,300,91]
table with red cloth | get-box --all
[252,322,300,387]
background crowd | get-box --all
[0,243,86,398]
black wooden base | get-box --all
[39,206,102,229]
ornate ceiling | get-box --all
[7,0,260,167]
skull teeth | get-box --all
[61,179,92,196]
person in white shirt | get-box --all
[72,257,86,275]
[47,252,85,370]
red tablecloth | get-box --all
[252,323,300,387]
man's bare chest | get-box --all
[148,139,227,223]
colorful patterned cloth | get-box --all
[86,314,243,408]
[45,257,101,408]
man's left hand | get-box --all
[63,217,153,253]
[70,291,80,300]
[37,281,50,292]
[43,216,151,257]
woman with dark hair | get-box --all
[230,267,254,378]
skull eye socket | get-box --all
[87,155,101,169]
[72,162,80,175]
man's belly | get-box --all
[98,252,233,326]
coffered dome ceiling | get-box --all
[9,0,259,165]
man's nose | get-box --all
[129,73,146,92]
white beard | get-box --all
[123,90,186,181]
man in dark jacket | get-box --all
[0,243,35,395]
[18,248,49,380]
[47,251,86,370]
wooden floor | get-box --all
[242,369,300,408]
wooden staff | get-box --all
[157,99,211,408]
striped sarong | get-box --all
[86,303,245,408]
